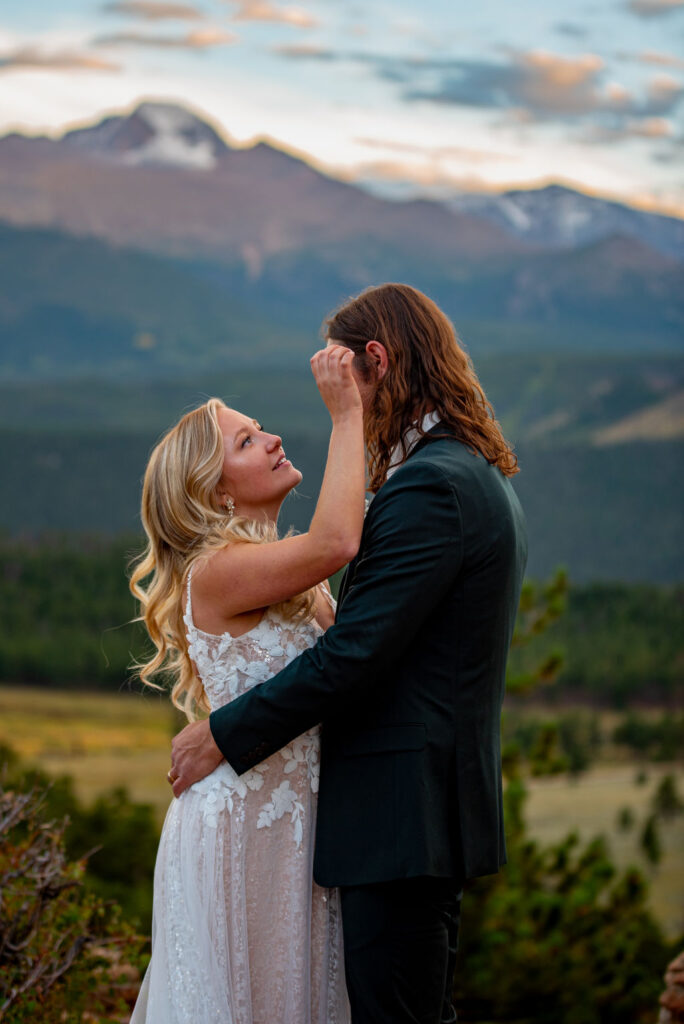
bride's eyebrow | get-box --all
[233,419,260,446]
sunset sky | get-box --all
[1,0,683,215]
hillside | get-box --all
[0,352,679,442]
[1,224,681,380]
[0,357,681,583]
[0,224,311,377]
[1,428,678,582]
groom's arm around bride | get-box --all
[172,283,528,1024]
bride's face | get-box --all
[215,407,302,518]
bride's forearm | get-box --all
[308,409,365,563]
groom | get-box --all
[170,283,527,1023]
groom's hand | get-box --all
[169,719,223,798]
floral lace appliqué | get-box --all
[281,732,320,794]
[192,761,267,829]
[183,575,323,844]
[257,780,306,847]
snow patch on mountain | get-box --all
[448,185,684,262]
[499,197,531,231]
[63,101,229,170]
[125,103,219,169]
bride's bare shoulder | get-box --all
[187,545,264,634]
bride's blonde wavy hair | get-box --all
[129,398,315,721]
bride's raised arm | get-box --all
[192,344,365,622]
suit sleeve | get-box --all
[209,459,463,773]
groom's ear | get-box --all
[365,340,389,381]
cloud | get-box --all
[354,136,514,164]
[397,49,684,130]
[350,158,504,193]
[629,116,674,136]
[0,47,120,72]
[652,144,684,162]
[616,49,684,69]
[645,72,684,114]
[625,0,684,16]
[266,44,684,139]
[230,2,317,27]
[272,43,334,59]
[553,22,589,38]
[95,28,236,48]
[513,51,618,115]
[581,116,675,142]
[268,45,684,138]
[102,1,205,19]
[405,51,627,117]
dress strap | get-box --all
[185,565,194,628]
[318,580,337,612]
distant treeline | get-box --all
[0,353,682,583]
[0,534,682,706]
[0,534,145,689]
[2,429,682,582]
[507,581,684,706]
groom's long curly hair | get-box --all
[324,283,519,494]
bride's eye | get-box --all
[241,434,252,448]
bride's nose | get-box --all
[266,432,283,451]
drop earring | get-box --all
[225,497,235,518]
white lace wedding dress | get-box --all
[130,575,350,1024]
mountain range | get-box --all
[449,184,684,261]
[6,101,684,259]
[0,101,521,266]
[0,100,682,377]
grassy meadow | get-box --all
[2,683,682,940]
[0,684,178,822]
[525,764,684,939]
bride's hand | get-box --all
[311,344,362,422]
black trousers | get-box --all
[339,876,463,1024]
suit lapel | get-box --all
[336,421,459,617]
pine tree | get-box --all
[651,773,684,821]
[640,813,662,867]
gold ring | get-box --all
[167,770,176,784]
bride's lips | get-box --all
[272,455,290,470]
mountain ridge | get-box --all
[2,100,682,265]
[449,183,684,262]
[0,112,527,264]
[1,100,681,346]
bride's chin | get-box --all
[273,468,303,498]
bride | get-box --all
[128,345,362,1023]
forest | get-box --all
[1,535,681,706]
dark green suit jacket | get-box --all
[209,423,528,886]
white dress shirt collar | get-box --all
[386,410,441,479]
